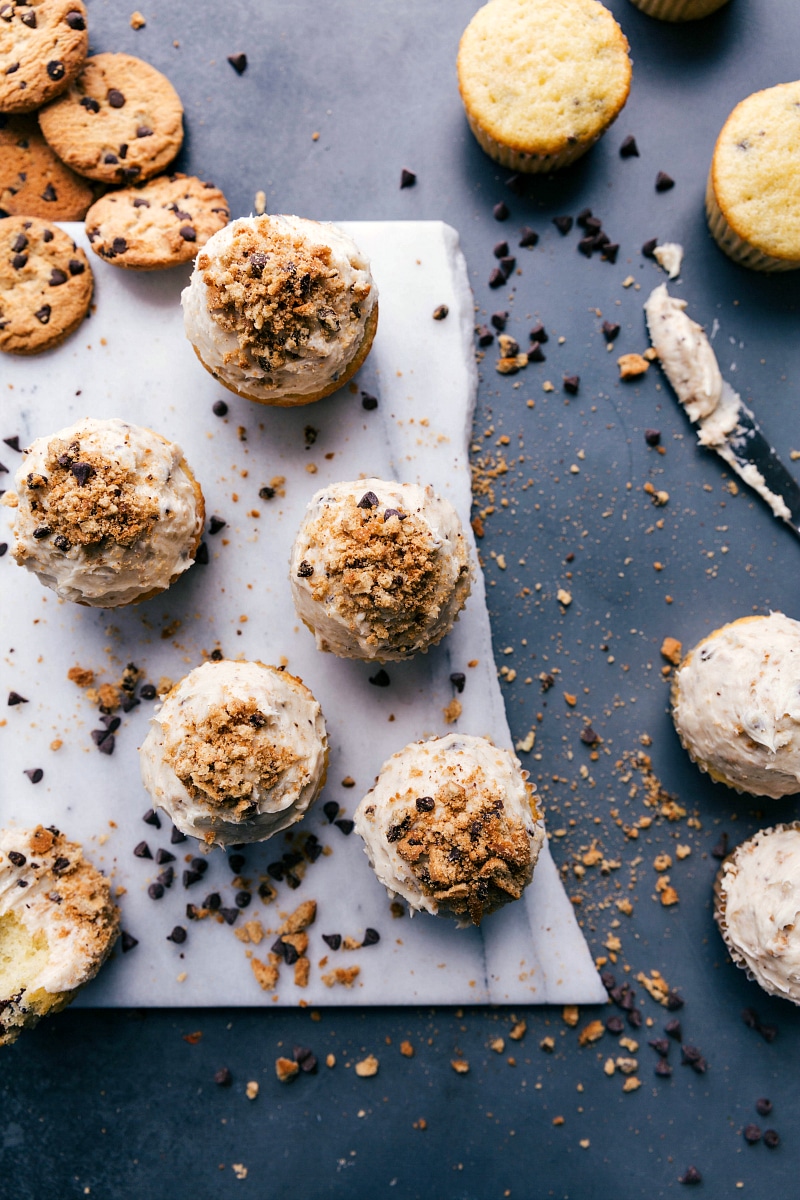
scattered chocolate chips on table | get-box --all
[655,171,675,192]
[619,135,639,158]
[493,202,509,221]
[227,53,248,74]
[400,168,416,189]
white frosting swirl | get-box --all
[139,660,328,847]
[673,613,800,798]
[718,825,800,1004]
[289,478,472,661]
[11,417,203,607]
[181,215,377,401]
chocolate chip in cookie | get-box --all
[37,52,183,184]
[0,0,88,115]
[85,173,230,270]
[0,113,97,219]
[0,216,93,355]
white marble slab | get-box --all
[0,221,605,1007]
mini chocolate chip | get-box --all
[369,668,390,687]
[11,234,27,253]
[605,1016,624,1034]
[140,683,157,700]
[182,869,202,887]
[54,858,70,875]
[0,543,7,556]
[294,1046,318,1073]
[133,841,152,859]
[476,325,493,346]
[563,375,580,395]
[49,267,67,286]
[656,171,675,192]
[580,726,599,745]
[110,237,127,255]
[179,225,197,242]
[297,560,313,578]
[552,215,573,235]
[322,801,339,823]
[644,429,661,446]
[155,849,175,865]
[68,258,85,276]
[41,183,57,202]
[601,243,619,263]
[107,88,125,108]
[666,990,684,1011]
[65,11,86,30]
[120,930,138,952]
[119,166,141,181]
[208,516,226,536]
[449,672,466,694]
[665,1019,682,1040]
[577,237,596,258]
[619,135,639,158]
[627,1010,643,1029]
[678,1167,701,1185]
[529,323,548,343]
[322,933,342,950]
[400,168,416,189]
[103,154,119,165]
[228,853,245,874]
[230,890,250,910]
[5,62,19,74]
[642,238,658,258]
[756,1098,773,1116]
[518,226,538,248]
[743,1124,761,1144]
[529,341,546,363]
[8,691,27,706]
[493,202,509,221]
[195,542,209,565]
[47,61,65,81]
[32,525,51,542]
[493,241,509,258]
[212,399,228,417]
[134,124,154,139]
[221,908,239,925]
[190,857,208,875]
[655,1059,673,1077]
[167,926,186,944]
[24,768,43,784]
[362,927,380,945]
[158,867,174,888]
[334,819,354,836]
[214,1067,233,1087]
[649,1038,670,1057]
[79,96,100,112]
[11,253,27,269]
[227,53,248,74]
[763,1130,780,1149]
[499,255,516,279]
[491,312,508,332]
[488,267,505,289]
[170,826,186,842]
[711,832,729,859]
[357,490,379,509]
[98,733,115,755]
[21,10,36,26]
[70,461,93,485]
[148,882,164,900]
[361,391,378,410]
[432,304,449,320]
[8,850,26,867]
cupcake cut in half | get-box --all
[139,659,328,847]
[672,613,800,799]
[290,479,472,661]
[182,214,378,406]
[0,824,120,1047]
[10,417,205,607]
[354,734,544,926]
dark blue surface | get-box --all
[3,1,800,1196]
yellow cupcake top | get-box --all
[457,0,631,156]
[711,81,800,262]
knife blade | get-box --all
[715,402,800,539]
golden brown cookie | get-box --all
[0,0,88,114]
[0,112,96,219]
[0,215,92,354]
[38,52,183,184]
[85,173,230,270]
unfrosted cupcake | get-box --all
[354,734,544,926]
[715,824,800,1005]
[672,613,800,799]
[10,417,204,607]
[457,0,631,173]
[707,81,800,272]
[0,824,120,1047]
[139,659,328,847]
[181,214,378,406]
[627,0,730,20]
[289,479,472,661]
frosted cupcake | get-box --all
[707,81,800,272]
[181,214,378,405]
[457,0,631,173]
[354,734,544,926]
[0,824,120,1047]
[289,479,472,661]
[627,0,730,20]
[139,659,328,847]
[715,824,800,1005]
[10,417,204,607]
[672,613,800,799]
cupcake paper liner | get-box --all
[465,110,604,174]
[706,174,800,273]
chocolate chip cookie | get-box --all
[0,0,88,114]
[38,52,183,184]
[0,112,96,219]
[0,216,92,354]
[85,173,230,270]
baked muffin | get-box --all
[715,824,800,1005]
[10,417,205,607]
[290,479,472,661]
[354,734,544,926]
[671,613,800,799]
[181,214,378,406]
[457,0,632,173]
[139,659,328,847]
[707,81,800,272]
[0,824,120,1047]
[627,0,730,20]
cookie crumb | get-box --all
[275,1057,298,1083]
[130,10,146,28]
[355,1054,379,1077]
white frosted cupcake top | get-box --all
[289,478,472,661]
[181,214,377,400]
[354,733,543,925]
[673,613,800,799]
[11,417,203,607]
[718,825,800,1003]
[0,825,119,995]
[139,659,328,847]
